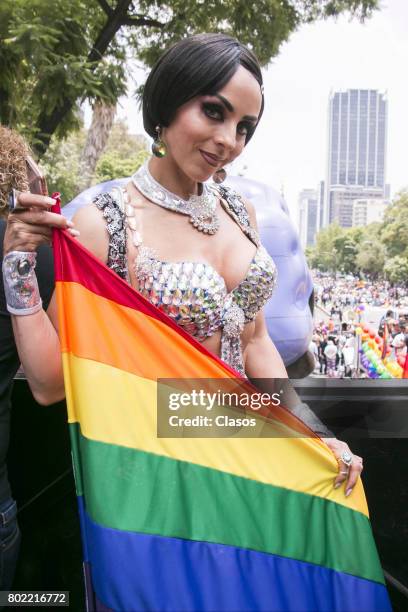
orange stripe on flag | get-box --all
[56,280,229,380]
[56,280,318,436]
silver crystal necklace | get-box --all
[131,162,220,234]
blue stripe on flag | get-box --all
[78,498,391,612]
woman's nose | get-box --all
[214,122,236,151]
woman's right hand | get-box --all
[3,191,79,255]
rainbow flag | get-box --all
[53,228,391,611]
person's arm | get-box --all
[0,221,21,391]
[10,295,64,405]
[2,193,74,404]
[245,308,363,495]
[245,310,333,436]
[2,193,80,404]
[242,198,363,496]
[4,196,109,404]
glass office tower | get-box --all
[324,89,388,227]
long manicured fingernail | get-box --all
[68,229,80,237]
[345,488,352,497]
[46,197,56,205]
[67,220,74,227]
[334,482,341,489]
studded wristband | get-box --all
[2,251,42,315]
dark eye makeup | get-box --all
[202,102,224,121]
[201,101,256,138]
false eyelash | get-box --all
[202,101,255,139]
[202,102,224,120]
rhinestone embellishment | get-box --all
[223,302,245,338]
[132,163,220,234]
[94,184,278,378]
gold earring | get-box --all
[212,168,226,184]
[151,125,167,158]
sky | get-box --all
[113,0,408,226]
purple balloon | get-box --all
[63,175,313,366]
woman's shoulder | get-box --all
[71,195,116,263]
[93,187,126,214]
[216,183,258,232]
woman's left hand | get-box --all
[323,438,364,497]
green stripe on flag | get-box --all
[70,423,384,584]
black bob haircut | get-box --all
[143,33,264,145]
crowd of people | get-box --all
[315,273,407,315]
[310,272,408,378]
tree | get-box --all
[307,222,344,272]
[355,238,385,277]
[379,190,408,258]
[0,0,379,157]
[95,149,148,183]
[40,119,148,203]
[378,191,408,284]
[95,119,149,182]
[384,256,408,285]
[308,222,382,274]
[332,226,364,273]
[78,100,117,191]
[309,189,408,280]
[40,128,86,204]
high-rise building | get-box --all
[324,89,388,227]
[318,181,325,230]
[298,189,318,248]
[352,198,389,227]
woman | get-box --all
[2,34,361,494]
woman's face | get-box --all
[162,65,263,182]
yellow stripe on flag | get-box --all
[63,352,368,516]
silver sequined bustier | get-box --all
[94,185,277,376]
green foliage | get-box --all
[380,191,408,258]
[132,0,379,67]
[41,120,148,203]
[355,230,385,276]
[308,222,344,271]
[0,0,379,156]
[41,128,86,203]
[384,256,408,284]
[100,120,148,160]
[95,119,149,182]
[0,0,125,150]
[95,150,149,183]
[308,191,408,282]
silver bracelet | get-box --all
[2,251,42,315]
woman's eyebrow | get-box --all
[214,94,258,122]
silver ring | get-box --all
[340,450,353,467]
[8,188,19,211]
